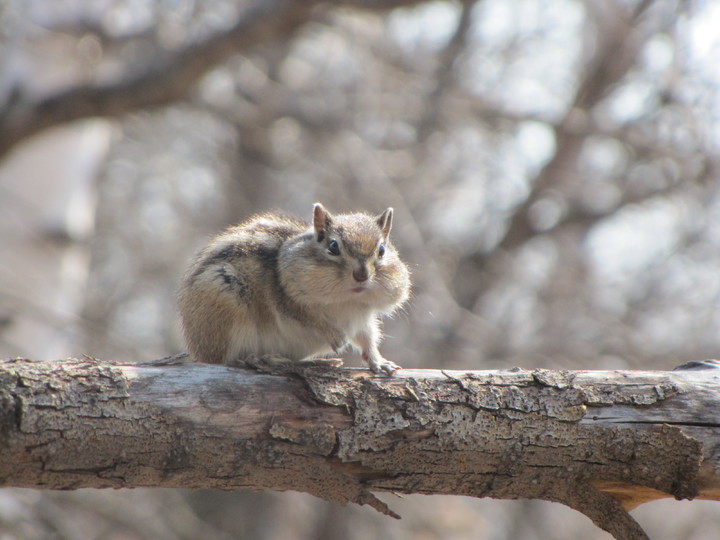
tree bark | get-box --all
[1,356,718,540]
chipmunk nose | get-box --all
[353,265,369,283]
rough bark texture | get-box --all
[1,357,718,540]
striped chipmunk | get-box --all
[177,203,410,375]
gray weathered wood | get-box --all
[2,357,719,540]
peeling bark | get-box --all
[1,357,718,539]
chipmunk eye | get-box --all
[378,244,386,257]
[327,240,341,256]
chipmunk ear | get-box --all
[377,207,393,240]
[313,203,333,242]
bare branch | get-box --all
[489,0,657,255]
[0,0,447,160]
[0,0,319,159]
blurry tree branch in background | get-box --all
[0,0,318,159]
[454,1,658,283]
[0,0,435,160]
[4,357,720,540]
[495,1,654,255]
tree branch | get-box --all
[2,357,717,539]
[475,0,656,259]
[0,0,441,160]
[0,0,315,160]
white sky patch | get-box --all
[585,198,686,284]
[686,2,720,147]
[516,121,556,171]
[603,79,657,123]
[388,1,461,51]
[686,2,720,72]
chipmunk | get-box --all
[177,203,410,375]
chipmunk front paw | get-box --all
[362,353,401,376]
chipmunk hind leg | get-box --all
[178,268,256,364]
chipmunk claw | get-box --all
[364,354,401,376]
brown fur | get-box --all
[177,203,410,374]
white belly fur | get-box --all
[226,305,373,362]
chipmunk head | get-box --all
[312,202,395,289]
[278,202,408,310]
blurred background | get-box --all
[1,0,720,538]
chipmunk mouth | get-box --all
[351,286,369,293]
